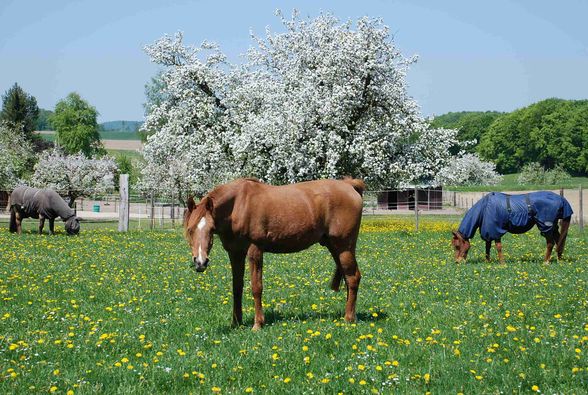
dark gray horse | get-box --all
[9,186,80,235]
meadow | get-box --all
[0,217,586,394]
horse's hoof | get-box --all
[344,314,357,323]
[252,324,262,331]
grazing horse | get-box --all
[452,191,572,264]
[183,178,365,330]
[9,186,80,235]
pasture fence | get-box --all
[1,185,585,233]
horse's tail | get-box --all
[556,216,571,258]
[9,206,17,233]
[343,178,366,196]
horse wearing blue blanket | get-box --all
[452,191,573,264]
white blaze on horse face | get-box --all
[196,216,207,263]
[197,217,206,230]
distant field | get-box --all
[449,173,588,192]
[37,130,141,141]
[99,131,141,140]
[36,131,142,151]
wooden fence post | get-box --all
[150,192,155,230]
[414,186,419,232]
[118,174,129,232]
[171,189,176,227]
[579,186,584,232]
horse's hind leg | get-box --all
[247,244,264,330]
[328,241,361,322]
[341,250,361,322]
[485,240,492,262]
[38,216,45,235]
[495,240,504,264]
[325,242,344,292]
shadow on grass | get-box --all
[215,309,389,333]
[459,255,579,265]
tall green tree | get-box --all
[477,98,587,174]
[430,111,503,153]
[0,83,40,139]
[36,109,54,130]
[50,92,104,156]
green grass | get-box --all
[106,149,144,161]
[449,173,588,192]
[98,131,141,140]
[1,217,586,394]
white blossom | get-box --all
[141,13,468,192]
[31,148,118,204]
[435,153,502,186]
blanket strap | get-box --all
[506,195,512,213]
[525,194,533,214]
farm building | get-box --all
[377,187,443,210]
[0,191,8,211]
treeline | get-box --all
[99,120,142,132]
[431,98,588,175]
[35,116,142,133]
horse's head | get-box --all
[65,216,80,235]
[184,196,215,272]
[452,231,470,263]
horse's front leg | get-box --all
[544,234,555,264]
[485,240,492,262]
[555,219,570,261]
[248,244,264,330]
[229,250,246,328]
[15,212,23,235]
[49,218,55,235]
[495,240,504,264]
[38,216,45,235]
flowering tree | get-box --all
[435,153,502,186]
[32,149,118,206]
[141,12,469,194]
[0,122,35,190]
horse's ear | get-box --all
[205,197,214,213]
[187,196,196,212]
[452,231,459,239]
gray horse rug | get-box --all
[9,186,80,234]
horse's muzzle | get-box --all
[192,257,209,272]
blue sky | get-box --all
[1,0,586,122]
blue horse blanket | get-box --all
[458,191,573,241]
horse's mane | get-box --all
[183,178,262,238]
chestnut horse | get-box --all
[452,191,573,264]
[183,178,365,330]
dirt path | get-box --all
[102,139,143,150]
